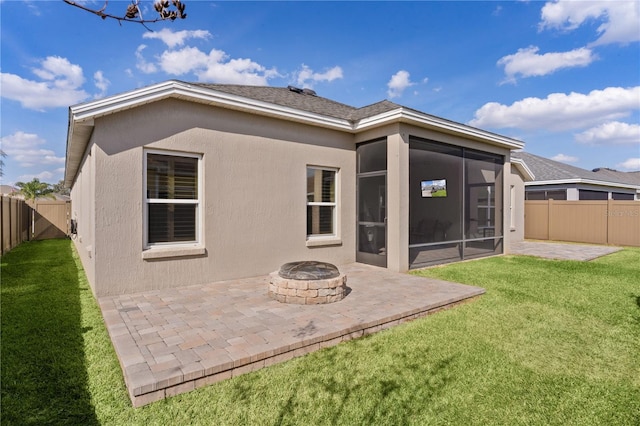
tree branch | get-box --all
[62,0,186,30]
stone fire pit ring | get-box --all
[269,261,347,304]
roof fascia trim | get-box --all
[355,108,525,150]
[70,81,353,130]
[525,178,640,190]
[511,157,535,181]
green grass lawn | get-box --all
[2,239,639,425]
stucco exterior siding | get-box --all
[70,140,96,291]
[508,162,527,243]
[87,99,356,296]
[66,82,528,296]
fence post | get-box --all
[9,198,13,252]
[1,197,4,256]
[606,198,612,245]
[547,199,553,241]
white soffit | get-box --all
[356,108,525,150]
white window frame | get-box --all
[143,149,203,250]
[306,166,339,242]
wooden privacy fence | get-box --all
[1,196,71,255]
[525,200,640,247]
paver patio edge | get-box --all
[97,264,485,407]
[128,291,484,405]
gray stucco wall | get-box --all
[70,140,96,292]
[508,163,527,243]
[70,97,520,296]
[85,99,356,296]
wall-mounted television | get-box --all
[421,179,447,198]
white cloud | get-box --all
[540,0,640,46]
[139,44,278,85]
[0,131,65,168]
[166,48,272,84]
[136,27,279,85]
[469,86,640,131]
[17,170,55,183]
[295,64,343,88]
[93,71,110,98]
[135,45,158,74]
[32,56,84,89]
[387,70,414,98]
[575,121,640,145]
[551,153,579,163]
[159,46,218,75]
[196,56,279,85]
[616,158,640,170]
[143,28,211,48]
[0,56,88,110]
[498,46,596,83]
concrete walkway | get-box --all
[510,241,622,261]
[99,263,484,407]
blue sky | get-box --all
[1,0,639,186]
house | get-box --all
[65,80,528,296]
[1,185,17,196]
[513,152,640,201]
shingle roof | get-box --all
[513,152,640,187]
[591,167,640,186]
[192,84,365,121]
[66,80,525,186]
[193,83,410,123]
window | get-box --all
[525,189,566,200]
[612,192,634,200]
[145,151,201,247]
[525,191,545,201]
[306,167,337,238]
[579,189,607,200]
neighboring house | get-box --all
[513,152,640,201]
[65,80,528,296]
[2,192,70,202]
[1,185,17,196]
[592,167,640,189]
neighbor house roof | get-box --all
[591,167,640,186]
[65,80,524,187]
[1,185,18,196]
[512,152,640,191]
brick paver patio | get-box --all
[98,263,484,407]
[510,241,622,261]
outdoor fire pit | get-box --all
[269,261,347,304]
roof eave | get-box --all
[70,80,353,129]
[355,108,525,151]
[65,82,526,186]
[64,81,354,186]
[511,157,535,181]
[526,178,640,190]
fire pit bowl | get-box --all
[269,261,347,304]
